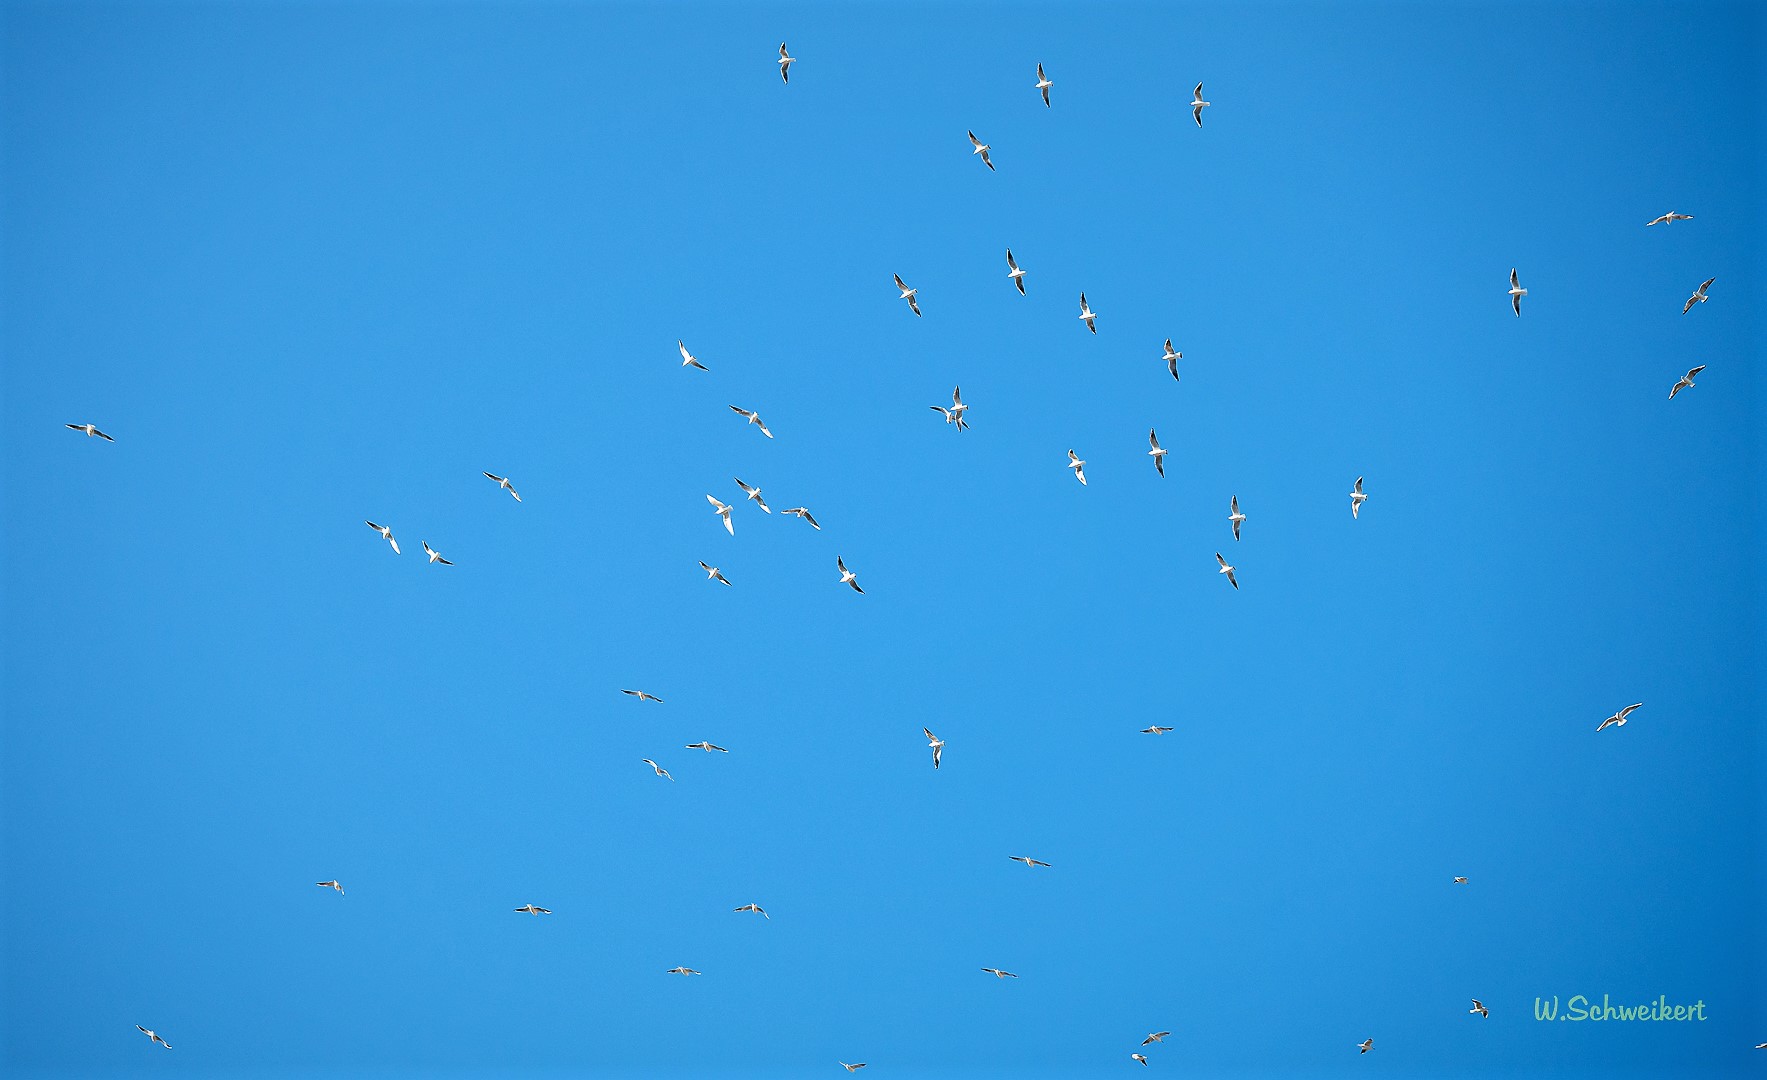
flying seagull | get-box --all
[1349,476,1367,519]
[364,520,400,554]
[316,880,344,895]
[699,561,732,586]
[1470,999,1489,1018]
[777,43,794,83]
[666,966,702,976]
[1229,496,1246,540]
[1147,429,1168,477]
[136,1026,171,1050]
[686,741,728,753]
[1035,62,1052,107]
[981,968,1019,979]
[931,386,969,430]
[642,759,674,781]
[894,274,922,316]
[837,555,864,593]
[1682,277,1715,314]
[1008,856,1051,868]
[66,423,114,441]
[840,1064,868,1073]
[677,340,709,371]
[1646,211,1693,226]
[483,472,521,501]
[707,494,736,535]
[1215,552,1238,590]
[924,727,944,770]
[1160,339,1181,380]
[729,405,773,438]
[421,541,453,566]
[1358,1040,1373,1055]
[733,903,769,918]
[1005,248,1026,294]
[1068,449,1087,486]
[1141,725,1174,734]
[782,506,821,529]
[967,130,994,171]
[1142,1033,1171,1046]
[1191,83,1210,126]
[734,477,771,513]
[1508,268,1527,316]
[514,905,552,915]
[621,689,664,703]
[1595,702,1643,732]
[1453,876,1469,884]
[1669,365,1707,399]
[1132,1054,1150,1066]
[1078,292,1098,333]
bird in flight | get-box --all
[732,903,769,918]
[782,506,821,529]
[364,520,400,555]
[1008,856,1051,868]
[136,1025,172,1050]
[686,741,728,753]
[931,386,969,430]
[729,405,773,438]
[1229,496,1246,540]
[1160,339,1181,381]
[1147,429,1168,477]
[837,555,864,593]
[1191,83,1210,126]
[734,478,771,513]
[65,422,114,441]
[1215,552,1239,590]
[924,727,944,770]
[707,494,736,535]
[677,340,709,371]
[1068,449,1087,486]
[1453,876,1469,884]
[513,904,551,915]
[840,1064,868,1073]
[967,130,994,171]
[621,689,663,703]
[1682,277,1716,314]
[1508,268,1527,316]
[981,968,1018,979]
[421,541,453,566]
[1349,476,1367,519]
[894,274,922,316]
[316,880,344,895]
[1142,1032,1171,1046]
[777,43,794,83]
[1035,62,1052,107]
[483,472,521,502]
[1358,1039,1373,1054]
[666,966,702,976]
[1669,365,1707,400]
[1645,211,1693,226]
[699,561,732,587]
[1141,725,1174,735]
[1078,292,1098,333]
[1470,999,1489,1018]
[1005,248,1027,294]
[1132,1053,1150,1066]
[1595,702,1643,732]
[641,759,674,781]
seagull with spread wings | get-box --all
[1349,476,1367,519]
[1147,430,1168,477]
[136,1026,172,1050]
[1160,339,1181,381]
[1008,856,1051,868]
[483,472,521,502]
[777,43,794,83]
[931,386,969,430]
[1470,999,1489,1018]
[1142,1032,1171,1046]
[1508,268,1528,316]
[734,478,771,513]
[621,689,663,703]
[1132,1054,1150,1066]
[686,741,728,753]
[733,903,769,919]
[729,405,773,438]
[1068,449,1087,485]
[837,556,864,593]
[707,494,735,535]
[1596,703,1643,732]
[1682,277,1715,314]
[924,727,944,770]
[677,340,709,371]
[66,423,114,441]
[1006,248,1026,294]
[981,968,1019,979]
[1669,365,1707,399]
[1229,496,1246,540]
[1035,63,1052,107]
[642,759,674,781]
[1191,83,1210,126]
[667,966,702,976]
[514,904,551,915]
[967,130,994,171]
[699,561,731,586]
[421,541,453,566]
[1358,1039,1374,1055]
[894,274,921,316]
[1078,292,1098,333]
[1141,725,1174,735]
[1645,211,1693,226]
[782,506,821,529]
[364,520,400,554]
[316,880,344,895]
[1216,552,1238,590]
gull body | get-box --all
[894,274,921,316]
[778,43,794,83]
[1009,856,1051,868]
[1682,277,1715,314]
[1141,725,1174,735]
[687,741,728,753]
[621,689,664,703]
[316,880,344,895]
[1216,552,1238,590]
[734,478,771,513]
[1142,1033,1171,1046]
[1453,876,1469,884]
[1148,429,1168,477]
[514,904,551,915]
[729,405,773,438]
[421,541,453,565]
[1191,83,1210,126]
[677,340,709,371]
[1349,476,1367,519]
[924,727,944,770]
[1160,339,1181,381]
[1509,268,1528,316]
[1133,1054,1150,1066]
[642,759,674,781]
[1229,495,1246,540]
[837,555,864,593]
[136,1026,171,1050]
[981,968,1018,979]
[483,472,521,501]
[1358,1040,1373,1054]
[967,130,994,171]
[699,561,732,586]
[66,423,114,441]
[1596,702,1643,732]
[733,903,769,918]
[782,506,821,529]
[1470,999,1489,1018]
[364,520,400,554]
[1078,292,1098,333]
[1646,211,1693,226]
[1005,248,1026,294]
[707,494,736,535]
[666,966,702,976]
[1035,63,1052,107]
[1669,365,1707,399]
[1068,449,1087,485]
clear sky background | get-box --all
[2,2,1762,1077]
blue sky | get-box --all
[2,1,1762,1077]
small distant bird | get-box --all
[666,966,702,976]
[894,274,922,316]
[1229,496,1246,540]
[1035,62,1052,107]
[513,905,551,915]
[66,423,114,441]
[1191,83,1210,126]
[777,43,794,83]
[840,1064,868,1073]
[1008,856,1051,868]
[1349,476,1367,519]
[729,405,773,438]
[931,386,969,430]
[782,506,821,529]
[364,520,400,555]
[1160,339,1181,381]
[686,741,728,753]
[1358,1039,1373,1054]
[421,541,453,565]
[1470,999,1489,1018]
[967,130,994,171]
[1005,248,1027,294]
[1132,1053,1150,1066]
[1453,876,1469,884]
[1595,702,1643,732]
[677,340,709,371]
[316,880,344,895]
[622,689,664,703]
[1669,365,1707,399]
[707,494,736,535]
[1141,725,1174,735]
[642,759,674,781]
[924,727,944,770]
[1646,211,1693,226]
[699,561,731,587]
[1068,449,1087,486]
[483,472,521,501]
[1142,1033,1171,1046]
[1756,1043,1767,1050]
[1508,268,1527,316]
[1215,552,1238,590]
[734,477,771,513]
[1682,277,1715,314]
[981,968,1018,979]
[837,555,864,593]
[1148,429,1168,477]
[1078,292,1098,333]
[733,903,769,919]
[136,1026,171,1050]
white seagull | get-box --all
[707,494,736,535]
[981,968,1018,979]
[1349,476,1367,519]
[729,405,773,438]
[1008,856,1051,868]
[1005,248,1026,294]
[1646,211,1693,226]
[666,966,701,976]
[316,880,344,895]
[1669,365,1707,400]
[782,506,821,529]
[1141,725,1174,735]
[65,423,114,441]
[930,386,969,430]
[1470,999,1489,1018]
[1132,1053,1150,1066]
[136,1026,172,1050]
[1229,496,1246,540]
[1067,449,1087,486]
[1148,429,1168,477]
[483,472,521,501]
[1142,1032,1172,1045]
[621,689,664,703]
[1078,292,1098,333]
[1595,702,1643,733]
[699,561,732,586]
[1358,1039,1373,1055]
[777,43,794,83]
[1682,277,1715,314]
[1035,62,1052,107]
[642,759,674,781]
[1160,339,1181,381]
[924,727,944,770]
[734,477,771,513]
[1215,552,1238,590]
[733,903,769,918]
[1509,268,1527,316]
[364,520,400,554]
[837,555,864,593]
[677,340,709,371]
[687,741,728,753]
[967,130,994,171]
[894,273,922,316]
[421,541,453,565]
[513,904,551,915]
[1454,877,1469,884]
[1191,82,1210,126]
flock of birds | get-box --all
[55,38,1740,1071]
